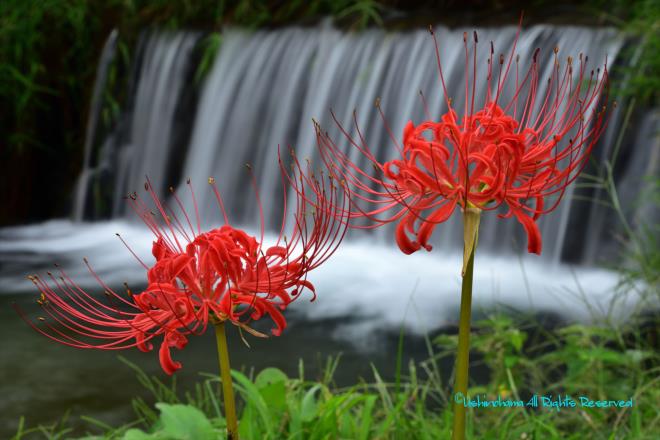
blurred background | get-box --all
[0,0,658,438]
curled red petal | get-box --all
[152,238,171,260]
[417,198,457,251]
[403,120,415,143]
[170,254,194,278]
[135,331,153,352]
[512,207,542,255]
[157,332,188,375]
[263,302,287,336]
[395,214,421,255]
[297,279,316,301]
[266,246,287,258]
[158,337,182,375]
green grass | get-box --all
[11,306,659,439]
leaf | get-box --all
[358,395,378,440]
[581,348,629,365]
[122,429,159,440]
[504,355,519,368]
[433,334,458,348]
[255,368,288,389]
[255,368,288,415]
[509,330,526,352]
[300,384,322,422]
[231,370,274,432]
[238,404,263,440]
[625,349,652,364]
[155,403,216,440]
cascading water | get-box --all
[1,22,652,334]
[73,29,119,222]
[73,31,202,220]
[111,32,202,217]
[84,24,631,262]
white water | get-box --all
[177,24,623,260]
[70,24,638,263]
[0,220,635,338]
[73,30,119,221]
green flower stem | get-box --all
[215,322,239,440]
[452,208,480,440]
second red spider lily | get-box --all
[310,20,613,440]
[20,164,347,374]
[18,157,348,439]
[313,25,612,259]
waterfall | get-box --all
[81,23,640,264]
[73,31,201,220]
[72,29,119,222]
[112,32,201,217]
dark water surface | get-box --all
[1,294,439,438]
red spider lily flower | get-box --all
[17,162,348,375]
[314,23,612,256]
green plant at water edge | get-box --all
[590,0,660,104]
[194,33,223,85]
[13,306,660,440]
[333,0,384,29]
[0,0,92,153]
[435,313,660,439]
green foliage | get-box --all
[14,308,660,439]
[122,404,218,440]
[332,0,384,29]
[194,33,223,85]
[0,0,97,153]
[589,0,660,104]
[435,314,660,439]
